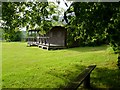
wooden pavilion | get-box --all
[27,30,40,46]
[27,26,67,50]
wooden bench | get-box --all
[64,65,96,90]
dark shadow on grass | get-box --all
[90,67,120,90]
[66,45,108,53]
[47,64,120,90]
[46,64,86,88]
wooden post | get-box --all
[38,37,40,44]
[83,74,90,88]
[64,65,96,90]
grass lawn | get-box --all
[2,42,120,88]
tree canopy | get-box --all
[2,1,64,41]
[64,2,120,68]
[65,2,120,51]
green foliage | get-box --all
[2,2,60,41]
[65,2,120,49]
[0,28,3,40]
[107,6,120,53]
[2,2,21,41]
[64,2,120,68]
[39,20,52,35]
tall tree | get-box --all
[2,2,21,41]
[64,2,120,68]
[2,1,62,41]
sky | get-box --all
[48,0,72,10]
[21,0,73,31]
[0,0,73,31]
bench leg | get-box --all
[83,74,90,88]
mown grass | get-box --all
[2,42,120,88]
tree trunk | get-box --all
[117,53,120,69]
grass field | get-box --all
[2,42,120,89]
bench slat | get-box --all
[65,65,96,90]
